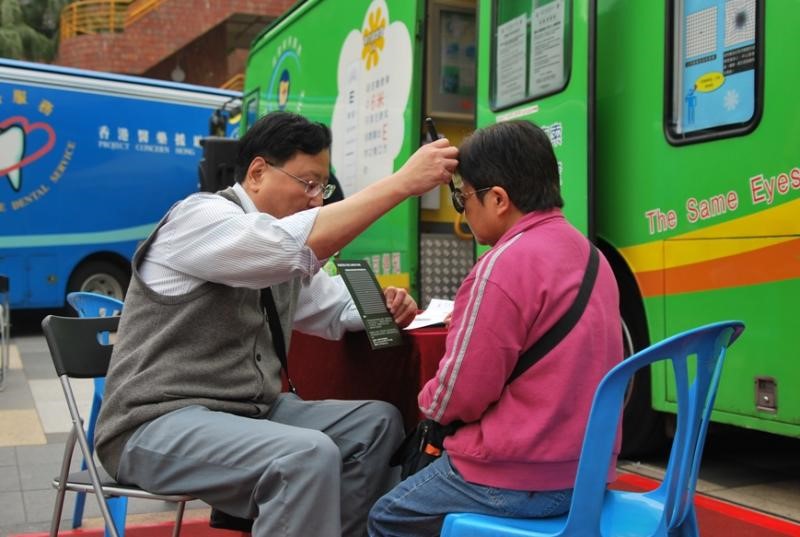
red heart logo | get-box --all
[0,115,57,177]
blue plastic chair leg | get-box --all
[73,495,127,537]
[107,497,128,537]
[71,489,87,529]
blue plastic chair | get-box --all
[441,320,745,537]
[66,292,126,537]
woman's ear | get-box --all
[490,186,512,215]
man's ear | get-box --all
[246,157,267,189]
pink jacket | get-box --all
[419,209,622,491]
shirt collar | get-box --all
[496,208,564,247]
[232,182,261,215]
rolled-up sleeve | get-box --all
[156,193,323,289]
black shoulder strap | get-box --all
[217,189,297,393]
[260,288,297,394]
[506,244,600,385]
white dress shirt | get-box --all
[139,182,363,339]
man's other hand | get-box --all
[384,287,417,328]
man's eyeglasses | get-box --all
[268,162,336,200]
[451,186,493,213]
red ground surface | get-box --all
[12,472,800,537]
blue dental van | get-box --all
[0,59,240,309]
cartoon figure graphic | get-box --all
[685,84,697,125]
[278,69,290,110]
[0,116,56,193]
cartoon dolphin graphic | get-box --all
[0,124,24,191]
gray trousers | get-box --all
[117,394,404,537]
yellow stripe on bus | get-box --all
[619,197,800,273]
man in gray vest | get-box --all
[95,111,458,537]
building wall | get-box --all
[145,24,230,87]
[56,0,293,85]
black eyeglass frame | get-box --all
[451,186,493,213]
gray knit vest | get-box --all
[95,188,302,477]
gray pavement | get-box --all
[0,330,209,537]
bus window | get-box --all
[667,0,762,143]
[426,1,476,120]
[491,0,572,110]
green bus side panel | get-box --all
[596,0,800,245]
[652,272,800,435]
[244,0,425,294]
[596,0,800,434]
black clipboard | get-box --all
[335,259,403,349]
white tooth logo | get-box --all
[0,125,24,191]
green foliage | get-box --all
[0,0,71,61]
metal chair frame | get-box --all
[43,314,193,537]
[65,292,127,535]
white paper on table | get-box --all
[404,299,455,330]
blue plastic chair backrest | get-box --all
[67,292,124,318]
[562,320,745,534]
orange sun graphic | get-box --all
[362,7,386,70]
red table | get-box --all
[287,327,448,430]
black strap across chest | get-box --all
[215,188,297,395]
[260,288,297,395]
[506,243,600,385]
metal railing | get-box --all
[60,0,132,39]
[220,73,245,91]
[60,0,167,40]
[125,0,167,27]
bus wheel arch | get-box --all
[66,255,131,303]
[596,238,667,457]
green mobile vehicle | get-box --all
[242,0,800,453]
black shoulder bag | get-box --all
[390,244,600,479]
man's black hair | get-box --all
[235,111,332,183]
[458,120,563,212]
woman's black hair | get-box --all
[458,120,563,212]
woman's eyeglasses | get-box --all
[451,186,492,213]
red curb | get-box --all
[12,473,799,537]
[614,472,800,537]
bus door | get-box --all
[418,0,477,308]
[475,0,594,237]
